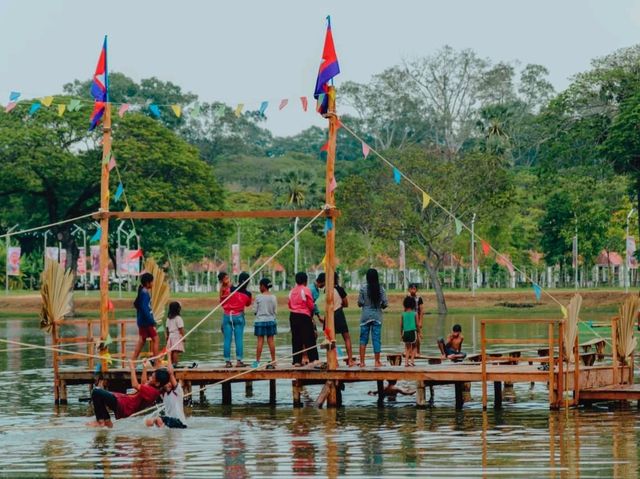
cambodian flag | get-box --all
[314,17,340,115]
[89,36,108,131]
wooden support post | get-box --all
[59,380,68,405]
[493,381,502,409]
[548,323,556,409]
[245,381,253,398]
[455,382,464,410]
[269,379,277,405]
[52,323,60,404]
[481,321,487,410]
[612,317,619,385]
[120,321,126,359]
[324,86,339,408]
[416,380,426,408]
[573,335,580,406]
[376,380,385,408]
[292,380,302,408]
[558,321,564,409]
[87,319,94,371]
[221,382,232,405]
[199,384,205,404]
[316,382,331,408]
[98,101,112,372]
[336,382,342,407]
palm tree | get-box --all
[274,171,319,209]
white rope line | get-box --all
[0,212,98,239]
[339,121,611,345]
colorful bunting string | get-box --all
[114,183,124,201]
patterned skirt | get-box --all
[254,321,277,337]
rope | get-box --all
[0,212,99,239]
[339,120,612,346]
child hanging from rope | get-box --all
[165,301,185,367]
[87,359,169,428]
[132,272,159,362]
[145,361,187,429]
[252,278,277,369]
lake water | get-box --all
[0,308,638,478]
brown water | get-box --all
[0,309,638,478]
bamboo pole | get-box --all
[99,102,112,371]
[558,321,564,409]
[611,317,618,384]
[573,334,580,406]
[324,86,338,407]
[548,323,555,408]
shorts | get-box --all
[254,322,277,337]
[161,416,187,429]
[334,308,349,335]
[138,325,158,341]
[359,321,382,354]
[402,330,417,344]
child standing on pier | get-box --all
[405,283,424,352]
[358,268,388,367]
[288,272,319,367]
[253,278,277,368]
[166,301,185,367]
[222,271,252,368]
[401,296,418,366]
[132,273,159,362]
[332,272,355,367]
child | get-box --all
[367,380,415,401]
[332,272,355,367]
[145,361,187,429]
[132,272,159,362]
[437,324,466,361]
[288,272,319,367]
[218,271,231,303]
[253,278,277,369]
[166,301,185,367]
[358,268,388,367]
[401,296,418,366]
[88,359,169,428]
[222,271,252,368]
[405,283,424,352]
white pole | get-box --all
[73,225,88,296]
[625,208,635,293]
[471,213,476,297]
[294,216,300,274]
[5,224,18,295]
[116,222,127,299]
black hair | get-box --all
[334,272,340,285]
[403,296,414,309]
[217,271,228,282]
[408,283,418,289]
[168,301,181,319]
[453,324,462,332]
[295,272,308,285]
[237,272,250,293]
[154,368,170,387]
[366,268,382,307]
[316,272,326,284]
[134,272,154,310]
[259,277,272,289]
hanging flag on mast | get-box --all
[89,36,108,130]
[313,16,340,115]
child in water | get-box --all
[166,301,185,367]
[145,361,187,429]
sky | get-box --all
[1,0,640,136]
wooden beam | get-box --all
[102,209,331,220]
[99,101,112,371]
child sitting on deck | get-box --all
[88,359,169,428]
[166,301,185,367]
[253,278,277,369]
[437,324,466,361]
[145,361,187,429]
[132,272,159,362]
[401,297,419,366]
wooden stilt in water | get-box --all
[199,383,205,404]
[377,380,385,407]
[222,382,232,405]
[245,381,253,398]
[429,384,435,406]
[316,381,331,408]
[269,379,276,405]
[493,381,502,409]
[416,380,426,408]
[292,380,302,407]
[455,382,464,410]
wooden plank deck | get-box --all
[580,384,640,401]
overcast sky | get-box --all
[1,0,639,136]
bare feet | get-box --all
[347,360,356,367]
[86,420,113,428]
[358,362,366,367]
[374,361,383,368]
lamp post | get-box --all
[625,208,635,293]
[5,224,18,295]
[72,225,88,296]
[116,222,128,298]
[471,213,476,297]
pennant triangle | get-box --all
[118,103,130,117]
[123,205,131,213]
[259,101,269,115]
[28,102,41,116]
[560,305,568,319]
[422,192,431,210]
[215,105,225,117]
[320,141,329,152]
[149,104,161,118]
[533,284,542,302]
[104,332,113,344]
[191,103,201,117]
[5,102,17,113]
[481,240,491,256]
[393,168,401,184]
[324,218,333,234]
[57,104,66,117]
[234,103,244,117]
[41,96,54,107]
[362,142,370,159]
[107,155,116,172]
[329,176,337,193]
[279,99,288,110]
[9,91,20,102]
[68,99,81,111]
[171,104,182,117]
[455,218,463,235]
[300,97,308,112]
[316,93,325,112]
[114,183,124,202]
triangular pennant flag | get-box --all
[422,192,431,210]
[100,350,113,365]
[90,227,101,243]
[316,93,325,112]
[191,103,201,118]
[393,168,401,184]
[215,105,225,117]
[57,104,66,117]
[481,240,491,256]
[123,205,131,213]
[279,99,289,110]
[4,102,17,113]
[362,142,370,159]
[101,149,111,166]
[118,103,130,117]
[324,218,333,234]
[320,141,329,152]
[533,284,542,302]
[149,104,161,118]
[156,323,166,334]
[28,102,41,116]
[300,96,308,112]
[321,254,327,266]
[171,104,182,117]
[455,218,463,236]
[104,332,113,344]
[329,176,337,193]
[68,99,81,111]
[114,182,124,201]
[129,249,143,259]
[560,305,568,319]
[41,96,54,107]
[107,155,116,172]
[9,91,20,102]
[234,103,244,117]
[259,101,269,115]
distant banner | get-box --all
[627,236,636,267]
[45,247,59,262]
[231,244,240,275]
[77,249,87,275]
[90,245,100,274]
[7,246,20,276]
[117,247,128,275]
[398,240,406,273]
[128,253,141,276]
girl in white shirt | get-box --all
[166,302,185,367]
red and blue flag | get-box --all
[314,17,340,115]
[89,36,108,130]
